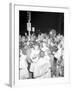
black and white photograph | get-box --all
[19,10,64,79]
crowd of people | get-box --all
[19,30,64,79]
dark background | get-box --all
[19,11,64,36]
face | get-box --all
[49,29,56,38]
[40,51,45,58]
[26,48,31,57]
[22,48,27,55]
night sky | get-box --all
[19,11,64,36]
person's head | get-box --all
[26,48,31,57]
[49,29,56,38]
[34,44,39,50]
[39,51,45,58]
[22,48,27,55]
